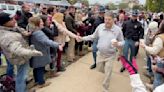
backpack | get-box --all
[0,74,15,92]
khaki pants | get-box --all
[67,37,75,61]
[96,52,115,92]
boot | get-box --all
[90,64,96,69]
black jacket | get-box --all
[122,20,144,41]
[65,13,77,34]
[17,11,32,29]
[92,16,104,33]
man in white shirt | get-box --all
[79,11,124,92]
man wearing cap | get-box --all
[0,12,42,92]
[90,6,105,69]
[121,10,144,72]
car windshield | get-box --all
[1,5,7,10]
[8,5,14,10]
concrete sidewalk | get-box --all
[37,51,147,92]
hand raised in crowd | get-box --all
[77,32,80,36]
[139,40,146,48]
[22,31,32,36]
[29,45,43,56]
[59,44,64,51]
[135,41,139,47]
[152,65,158,72]
[31,50,43,56]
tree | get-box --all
[67,0,77,4]
[81,0,89,6]
[146,0,164,12]
[118,3,129,9]
[108,3,117,10]
[133,5,144,11]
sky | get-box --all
[88,0,146,5]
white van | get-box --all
[0,3,21,15]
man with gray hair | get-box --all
[78,11,124,92]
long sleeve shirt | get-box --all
[130,74,164,92]
[122,20,144,41]
[145,37,163,55]
[82,23,124,57]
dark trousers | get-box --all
[57,50,62,69]
[6,60,14,77]
[135,45,139,57]
[92,39,98,64]
[147,55,153,73]
[33,67,45,85]
[75,41,83,51]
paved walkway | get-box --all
[37,49,148,92]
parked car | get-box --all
[0,3,21,15]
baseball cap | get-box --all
[0,12,15,26]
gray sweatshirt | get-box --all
[82,23,124,57]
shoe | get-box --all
[79,51,84,56]
[37,82,51,88]
[57,66,66,72]
[90,64,96,69]
[120,67,125,73]
[29,88,36,92]
[49,71,60,78]
[145,83,153,91]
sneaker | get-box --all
[28,88,36,92]
[79,51,85,56]
[37,82,51,88]
[90,64,96,69]
[120,67,125,73]
[49,71,60,78]
[57,66,66,72]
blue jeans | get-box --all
[92,39,98,64]
[33,67,45,85]
[16,62,29,92]
[153,62,164,89]
[147,55,153,75]
[123,39,136,62]
[6,60,14,77]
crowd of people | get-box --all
[0,2,164,92]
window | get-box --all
[1,5,7,10]
[8,5,15,10]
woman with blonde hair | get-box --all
[28,16,63,88]
[52,12,79,71]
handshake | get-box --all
[75,36,83,42]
